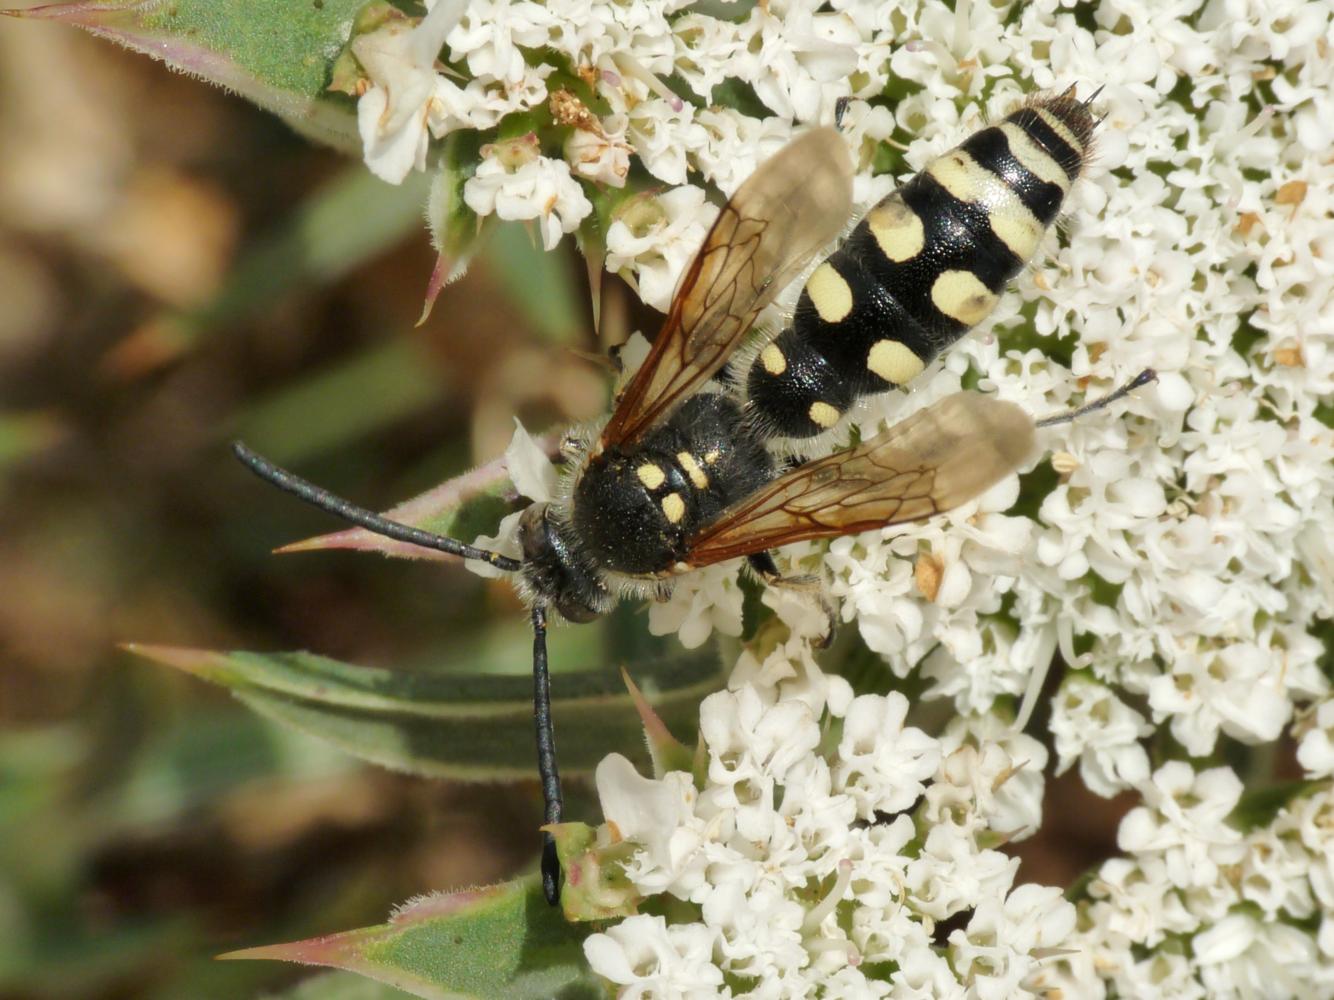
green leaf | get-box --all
[264,970,417,1000]
[620,669,693,778]
[224,880,600,1000]
[6,0,365,150]
[128,641,721,780]
[421,137,486,325]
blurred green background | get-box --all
[0,16,646,999]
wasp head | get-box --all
[517,502,609,624]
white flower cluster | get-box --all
[584,659,1075,998]
[350,0,912,289]
[377,0,1334,992]
[1036,768,1334,998]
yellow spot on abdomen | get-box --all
[923,146,1035,225]
[988,207,1044,262]
[867,340,925,385]
[677,452,709,489]
[927,150,1017,214]
[865,194,924,262]
[637,463,666,490]
[760,342,787,376]
[805,262,853,323]
[661,492,685,524]
[931,270,998,327]
[808,401,841,428]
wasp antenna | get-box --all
[231,441,523,572]
[1036,369,1157,429]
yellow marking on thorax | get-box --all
[999,122,1071,191]
[661,492,685,524]
[865,194,924,262]
[805,262,853,323]
[808,401,841,428]
[931,270,998,326]
[760,342,787,376]
[677,452,709,489]
[703,449,720,465]
[637,463,666,490]
[867,340,926,385]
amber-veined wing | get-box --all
[684,393,1036,566]
[599,127,854,449]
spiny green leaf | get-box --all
[225,880,600,1000]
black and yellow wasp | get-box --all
[235,89,1151,905]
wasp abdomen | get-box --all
[747,94,1095,439]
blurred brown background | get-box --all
[0,15,629,999]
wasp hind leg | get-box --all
[746,552,838,648]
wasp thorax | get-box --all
[517,502,607,623]
[570,394,775,578]
[572,451,691,576]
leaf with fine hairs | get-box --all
[225,879,599,1000]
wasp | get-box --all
[234,87,1152,905]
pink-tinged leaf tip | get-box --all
[218,881,523,964]
[121,642,226,678]
[271,529,455,562]
[621,667,691,778]
[417,253,452,327]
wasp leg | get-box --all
[746,552,838,648]
[531,604,564,905]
